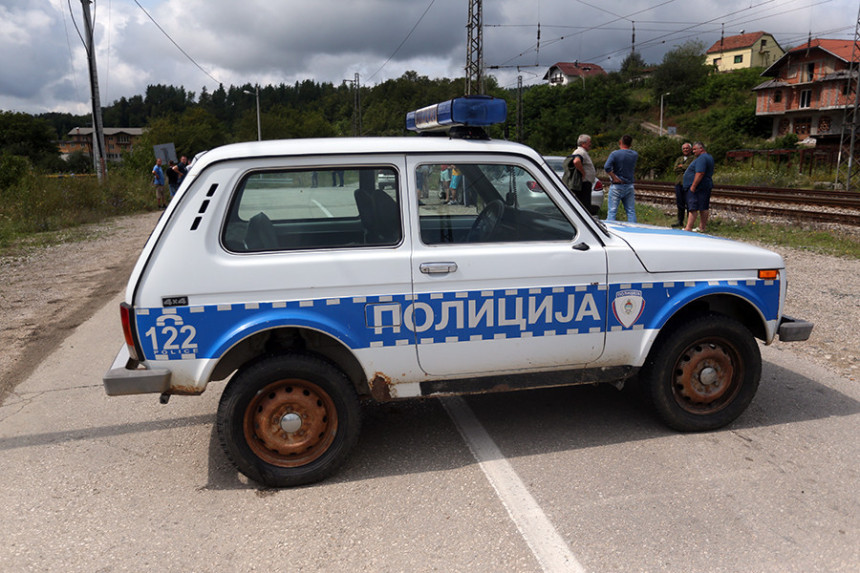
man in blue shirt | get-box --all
[682,141,715,232]
[152,158,166,209]
[603,134,639,222]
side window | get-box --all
[417,163,576,245]
[223,167,401,252]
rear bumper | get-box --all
[103,345,172,396]
[777,315,814,342]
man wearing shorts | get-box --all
[683,141,714,232]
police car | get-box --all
[103,96,812,487]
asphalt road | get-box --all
[0,294,857,572]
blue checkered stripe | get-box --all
[607,278,780,332]
[135,278,778,361]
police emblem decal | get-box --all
[612,289,645,328]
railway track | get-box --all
[634,181,860,226]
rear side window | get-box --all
[223,167,401,252]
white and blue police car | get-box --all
[104,96,813,487]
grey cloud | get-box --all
[1,0,855,114]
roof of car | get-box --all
[193,136,543,171]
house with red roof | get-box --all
[706,31,784,71]
[543,62,607,86]
[753,39,858,144]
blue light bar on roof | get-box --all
[406,96,507,132]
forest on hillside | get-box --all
[2,41,776,182]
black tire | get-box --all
[641,314,761,432]
[216,353,361,487]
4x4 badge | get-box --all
[613,289,645,328]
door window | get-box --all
[416,163,576,245]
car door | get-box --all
[406,155,608,376]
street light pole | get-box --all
[659,92,670,136]
[243,86,261,141]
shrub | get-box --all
[0,154,30,191]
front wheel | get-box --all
[641,314,761,432]
[217,353,361,487]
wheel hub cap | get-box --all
[243,379,338,468]
[699,366,718,386]
[673,342,742,414]
[279,412,302,433]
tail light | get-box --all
[120,302,142,361]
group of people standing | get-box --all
[439,165,465,205]
[565,134,714,232]
[673,141,714,232]
[151,156,189,209]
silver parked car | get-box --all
[544,155,604,214]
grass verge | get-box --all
[626,203,860,259]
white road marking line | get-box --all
[312,199,334,218]
[441,396,586,573]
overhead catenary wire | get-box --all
[489,0,832,89]
[67,0,87,54]
[367,0,437,83]
[491,0,682,68]
[54,0,81,101]
[131,0,221,85]
[489,0,841,73]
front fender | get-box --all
[642,278,779,335]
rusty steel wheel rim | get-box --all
[672,339,743,414]
[243,379,338,467]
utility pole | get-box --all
[517,75,523,142]
[465,0,483,95]
[835,6,860,190]
[631,21,636,57]
[354,73,362,136]
[344,73,362,136]
[242,85,262,140]
[660,92,670,136]
[80,0,107,181]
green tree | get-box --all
[0,111,59,168]
[651,41,710,110]
[520,75,634,153]
[64,150,93,173]
[121,107,227,177]
[620,51,648,80]
[0,153,30,190]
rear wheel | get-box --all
[217,353,361,487]
[642,314,761,432]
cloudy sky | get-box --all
[1,0,856,115]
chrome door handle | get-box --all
[419,262,458,274]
